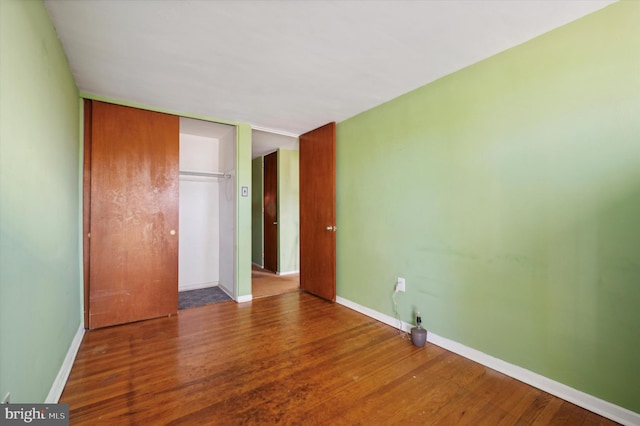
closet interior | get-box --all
[179,117,236,299]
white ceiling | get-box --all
[45,0,615,141]
[180,117,296,159]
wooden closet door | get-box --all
[88,101,179,329]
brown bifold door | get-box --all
[87,101,179,329]
[299,122,336,302]
[263,151,278,273]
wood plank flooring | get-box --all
[61,292,618,425]
[252,266,299,299]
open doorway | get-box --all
[251,130,300,298]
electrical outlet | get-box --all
[2,392,9,404]
[396,277,406,292]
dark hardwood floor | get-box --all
[61,291,617,425]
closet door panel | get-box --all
[89,101,179,329]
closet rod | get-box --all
[179,170,231,179]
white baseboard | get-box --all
[178,281,219,292]
[337,296,406,331]
[336,296,640,426]
[46,323,85,403]
[236,294,252,303]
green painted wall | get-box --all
[0,0,81,403]
[236,124,253,299]
[251,157,264,266]
[337,1,639,413]
[278,150,300,273]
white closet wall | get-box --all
[179,133,221,291]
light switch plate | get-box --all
[241,186,249,197]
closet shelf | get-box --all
[179,170,231,179]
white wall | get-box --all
[178,134,221,291]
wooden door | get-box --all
[87,101,179,329]
[263,151,278,272]
[299,122,336,302]
[82,100,92,327]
